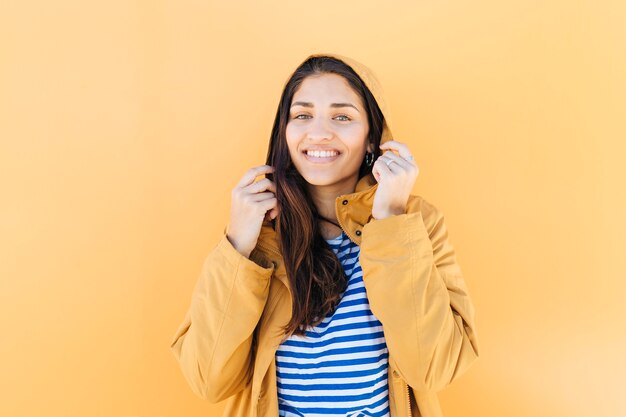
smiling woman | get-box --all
[267,57,392,416]
[287,75,369,175]
[269,60,385,340]
[170,53,480,417]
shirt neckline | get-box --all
[324,231,344,243]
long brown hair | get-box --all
[265,55,384,337]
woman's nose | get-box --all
[307,117,333,139]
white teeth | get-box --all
[306,150,339,157]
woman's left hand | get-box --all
[371,140,420,220]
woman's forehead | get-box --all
[292,74,363,108]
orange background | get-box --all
[1,1,624,416]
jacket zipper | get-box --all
[405,382,412,417]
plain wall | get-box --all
[1,1,624,416]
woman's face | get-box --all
[285,73,372,189]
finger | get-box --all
[372,163,380,182]
[266,180,277,194]
[249,191,276,202]
[244,177,277,195]
[381,148,416,167]
[265,210,278,221]
[237,165,275,188]
[258,196,278,212]
[380,141,414,161]
[264,201,280,220]
[380,140,408,152]
[374,156,394,177]
[379,152,412,170]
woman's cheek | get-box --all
[285,123,299,142]
[284,124,302,160]
[337,121,365,134]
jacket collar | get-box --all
[256,173,379,258]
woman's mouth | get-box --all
[302,150,341,164]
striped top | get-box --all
[275,231,390,417]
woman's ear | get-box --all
[367,142,374,153]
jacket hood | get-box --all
[257,53,395,239]
[290,52,395,193]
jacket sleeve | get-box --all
[169,231,275,402]
[359,199,480,392]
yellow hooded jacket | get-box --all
[170,52,480,417]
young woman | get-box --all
[170,53,480,417]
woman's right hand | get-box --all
[225,165,279,258]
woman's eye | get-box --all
[292,114,351,121]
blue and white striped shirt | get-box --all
[275,231,390,417]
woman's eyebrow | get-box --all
[290,101,360,113]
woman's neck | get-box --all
[307,176,357,238]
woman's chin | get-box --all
[301,172,340,186]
